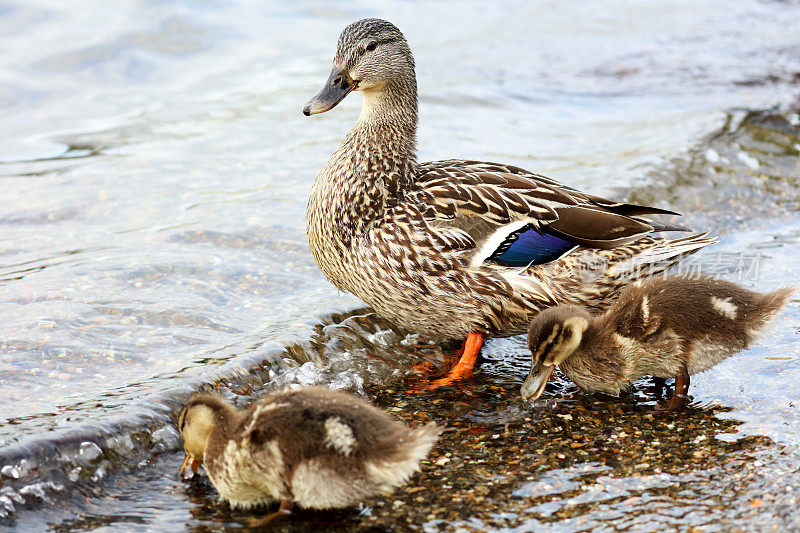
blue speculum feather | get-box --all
[487,225,576,267]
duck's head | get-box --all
[521,306,591,401]
[177,394,234,474]
[302,18,415,116]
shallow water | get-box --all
[2,0,800,530]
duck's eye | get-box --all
[365,41,378,52]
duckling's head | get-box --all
[177,394,234,474]
[521,306,591,401]
[303,18,415,116]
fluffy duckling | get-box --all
[521,276,795,409]
[178,386,440,524]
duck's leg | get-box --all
[425,332,484,389]
[652,377,666,398]
[246,499,293,527]
[666,365,690,410]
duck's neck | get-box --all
[352,78,419,183]
[357,77,418,131]
[311,79,418,247]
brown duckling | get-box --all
[178,386,440,524]
[521,276,796,409]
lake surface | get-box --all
[1,0,800,530]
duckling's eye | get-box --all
[543,339,557,357]
[365,41,378,52]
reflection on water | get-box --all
[2,0,800,530]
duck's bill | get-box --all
[520,363,554,401]
[302,67,356,116]
[179,453,202,474]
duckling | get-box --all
[521,276,796,409]
[178,386,440,524]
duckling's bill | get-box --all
[180,453,202,474]
[521,363,554,401]
[302,66,356,115]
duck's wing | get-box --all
[412,160,688,267]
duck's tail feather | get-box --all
[605,232,717,280]
[364,423,441,491]
[759,284,798,321]
[559,232,717,311]
[631,217,693,233]
[744,284,797,343]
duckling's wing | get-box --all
[604,283,664,339]
[412,160,685,267]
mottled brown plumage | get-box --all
[178,387,439,522]
[522,276,796,408]
[303,18,713,354]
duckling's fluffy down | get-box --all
[181,387,441,510]
[291,423,439,509]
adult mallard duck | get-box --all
[522,276,795,409]
[303,18,714,387]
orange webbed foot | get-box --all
[408,332,484,391]
[410,361,438,376]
